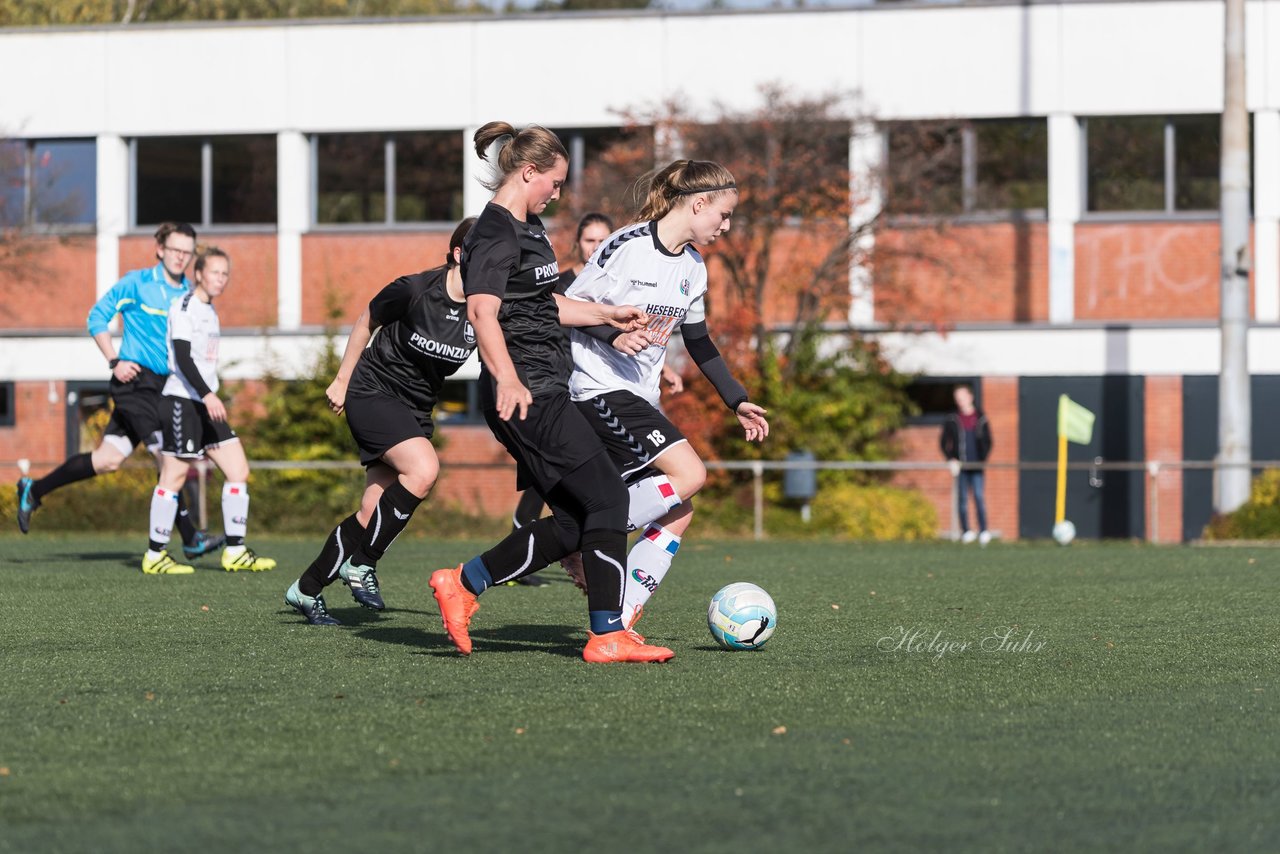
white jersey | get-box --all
[566,221,707,406]
[163,292,221,400]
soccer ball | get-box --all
[1053,520,1076,546]
[708,582,777,650]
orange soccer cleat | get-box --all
[582,630,674,664]
[430,565,479,655]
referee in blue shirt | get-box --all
[16,222,221,559]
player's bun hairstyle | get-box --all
[193,246,229,275]
[155,221,197,244]
[635,160,737,222]
[446,216,478,268]
[473,122,568,192]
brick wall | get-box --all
[301,232,453,326]
[431,424,518,517]
[0,235,97,330]
[1143,375,1183,543]
[890,375,1020,540]
[120,234,279,329]
[1074,221,1255,321]
[875,221,1049,324]
[0,381,68,467]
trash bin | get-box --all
[784,450,817,522]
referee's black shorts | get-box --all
[103,367,166,453]
[575,390,688,480]
[481,376,610,494]
[345,392,435,467]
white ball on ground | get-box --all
[1053,520,1076,546]
[708,582,777,650]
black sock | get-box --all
[299,513,366,596]
[351,481,423,567]
[579,527,628,615]
[174,493,198,546]
[512,489,546,531]
[32,453,96,501]
[480,515,579,587]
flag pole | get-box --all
[1055,394,1068,525]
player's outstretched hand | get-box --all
[325,377,348,415]
[203,392,228,423]
[497,376,533,422]
[112,360,141,383]
[735,402,769,443]
[612,330,653,356]
[661,365,684,394]
[603,304,650,330]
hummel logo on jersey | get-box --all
[630,279,658,289]
[393,508,410,520]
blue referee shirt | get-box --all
[87,263,190,376]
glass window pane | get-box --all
[31,139,96,225]
[1086,116,1165,212]
[136,137,202,225]
[316,134,385,224]
[1174,115,1220,211]
[0,141,24,227]
[887,122,963,215]
[394,132,462,223]
[974,119,1047,210]
[212,135,276,224]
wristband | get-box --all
[109,358,120,369]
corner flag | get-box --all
[1058,395,1095,445]
[1055,395,1096,526]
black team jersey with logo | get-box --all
[461,202,566,394]
[348,265,475,416]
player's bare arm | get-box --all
[92,330,140,383]
[553,294,649,330]
[468,292,532,422]
[326,307,376,415]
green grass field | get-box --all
[2,534,1278,852]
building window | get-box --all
[0,381,14,427]
[886,119,1047,217]
[0,138,96,228]
[314,131,462,225]
[133,136,277,227]
[1085,115,1221,213]
[903,377,982,426]
[435,379,483,425]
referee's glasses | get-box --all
[163,245,195,257]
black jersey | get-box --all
[461,202,568,394]
[347,265,475,415]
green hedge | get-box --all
[1203,469,1280,540]
[695,479,938,541]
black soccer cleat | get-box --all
[16,477,39,534]
[183,530,226,560]
[285,581,341,626]
[338,559,385,611]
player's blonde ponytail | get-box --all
[635,160,737,221]
[473,122,569,192]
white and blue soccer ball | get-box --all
[708,582,777,650]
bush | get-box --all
[1203,469,1280,540]
[693,478,937,541]
[0,463,158,533]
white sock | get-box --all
[621,524,682,627]
[222,482,249,543]
[148,487,180,549]
[627,475,681,531]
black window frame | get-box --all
[311,130,464,229]
[903,376,983,427]
[130,135,278,231]
[0,137,97,232]
[0,381,14,428]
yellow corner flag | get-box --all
[1058,395,1095,445]
[1055,395,1095,525]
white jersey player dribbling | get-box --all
[560,160,769,635]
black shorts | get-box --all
[575,390,687,480]
[481,377,611,493]
[161,395,238,459]
[104,368,166,452]
[345,392,434,467]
